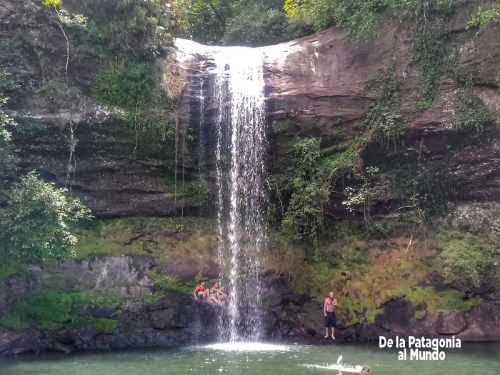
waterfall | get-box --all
[213,47,267,342]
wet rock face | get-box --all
[436,312,467,335]
[11,120,186,218]
[458,302,500,342]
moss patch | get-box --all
[91,318,119,333]
[0,260,29,282]
[73,217,217,261]
[143,291,166,306]
[157,174,212,207]
[0,290,123,332]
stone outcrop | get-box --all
[3,0,500,221]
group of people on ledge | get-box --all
[193,281,227,305]
[194,281,338,340]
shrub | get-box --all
[439,231,498,288]
[0,172,92,264]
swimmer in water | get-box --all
[311,356,370,374]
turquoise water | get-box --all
[0,343,498,374]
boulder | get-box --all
[436,312,467,335]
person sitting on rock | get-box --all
[193,281,209,301]
[209,282,227,305]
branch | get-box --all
[43,10,70,84]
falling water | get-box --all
[213,47,267,342]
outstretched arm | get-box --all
[215,288,226,297]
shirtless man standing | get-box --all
[324,291,338,339]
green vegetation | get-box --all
[452,69,492,132]
[143,291,167,306]
[51,0,177,59]
[269,66,404,254]
[270,223,488,325]
[0,172,92,264]
[92,63,175,152]
[0,290,122,332]
[0,260,29,283]
[285,0,473,41]
[439,228,499,288]
[155,275,196,294]
[365,64,403,144]
[157,174,212,207]
[1,69,92,266]
[269,136,358,259]
[412,26,456,111]
[468,2,500,30]
[73,217,216,260]
[176,0,302,46]
[91,318,119,333]
[222,1,290,46]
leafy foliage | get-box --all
[93,63,157,110]
[93,63,175,152]
[412,25,457,111]
[179,0,234,45]
[467,2,500,30]
[56,0,177,59]
[280,138,330,251]
[269,136,358,259]
[285,0,474,41]
[342,166,379,221]
[0,101,18,190]
[158,174,213,207]
[155,275,196,294]
[452,69,492,132]
[365,64,404,143]
[43,0,63,7]
[0,172,92,264]
[223,2,289,46]
[177,0,293,46]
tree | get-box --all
[223,3,289,46]
[0,172,92,264]
[185,0,235,45]
[179,0,293,46]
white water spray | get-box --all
[213,47,267,342]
